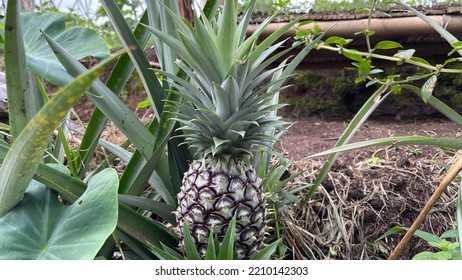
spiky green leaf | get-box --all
[217,216,237,260]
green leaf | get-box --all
[295,29,310,38]
[137,99,152,110]
[0,168,118,260]
[376,226,443,244]
[205,232,217,260]
[325,36,352,47]
[410,56,431,66]
[393,49,415,60]
[102,1,165,119]
[401,84,462,128]
[310,136,462,158]
[405,5,461,56]
[458,181,462,258]
[182,221,202,260]
[391,84,401,95]
[4,0,31,138]
[146,0,180,75]
[250,239,281,260]
[160,243,185,259]
[213,137,230,149]
[217,0,237,66]
[117,202,178,249]
[21,12,109,87]
[118,194,176,225]
[343,51,363,62]
[374,40,402,50]
[149,244,182,260]
[448,42,462,56]
[358,58,371,79]
[443,57,462,66]
[429,240,459,251]
[369,69,384,75]
[354,77,363,84]
[217,216,237,260]
[0,50,122,217]
[202,0,220,21]
[421,75,437,104]
[413,251,452,260]
[365,79,379,88]
[407,74,426,81]
[355,8,369,13]
[299,20,314,26]
[440,229,459,239]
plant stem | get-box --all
[388,151,462,260]
[364,0,377,52]
[272,204,283,258]
[317,44,462,74]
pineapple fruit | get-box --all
[176,157,266,258]
[148,0,305,258]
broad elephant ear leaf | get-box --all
[0,166,119,260]
[21,12,109,86]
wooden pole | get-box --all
[388,151,462,260]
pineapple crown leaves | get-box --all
[146,0,303,158]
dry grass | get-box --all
[280,145,460,260]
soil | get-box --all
[281,115,461,160]
[72,94,462,260]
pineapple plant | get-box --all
[147,0,315,259]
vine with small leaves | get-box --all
[296,0,462,105]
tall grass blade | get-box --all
[376,226,443,244]
[149,244,181,260]
[217,216,237,260]
[114,229,156,260]
[458,179,462,257]
[4,0,31,138]
[102,0,165,118]
[309,136,462,157]
[202,0,220,21]
[117,203,178,248]
[404,4,461,56]
[250,239,281,260]
[217,0,237,67]
[118,194,176,225]
[182,221,201,260]
[205,233,217,260]
[146,0,180,74]
[401,84,462,128]
[301,84,391,207]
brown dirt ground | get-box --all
[281,115,461,160]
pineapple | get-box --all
[148,0,306,259]
[176,157,266,258]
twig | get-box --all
[388,150,462,260]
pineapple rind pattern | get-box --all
[175,157,266,259]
